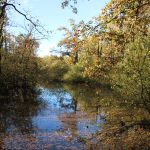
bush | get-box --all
[111,35,150,108]
[63,64,85,83]
[39,56,69,82]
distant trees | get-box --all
[39,56,69,82]
[58,19,86,64]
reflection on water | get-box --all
[0,83,111,149]
[0,83,149,149]
[94,97,150,150]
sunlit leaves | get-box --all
[111,34,150,107]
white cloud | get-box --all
[37,41,57,57]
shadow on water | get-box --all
[0,83,149,149]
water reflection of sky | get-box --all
[39,87,73,110]
[0,85,105,149]
[32,87,101,135]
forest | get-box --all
[0,0,150,149]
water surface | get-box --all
[0,83,112,149]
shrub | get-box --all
[111,35,150,108]
[63,64,85,83]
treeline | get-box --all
[42,0,150,103]
[39,55,87,83]
[1,0,150,104]
[40,1,150,148]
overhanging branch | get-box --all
[0,2,49,36]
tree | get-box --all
[0,0,48,73]
[0,32,39,96]
[58,19,85,64]
[111,34,150,111]
[99,0,150,53]
[61,0,78,13]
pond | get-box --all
[0,83,113,150]
[0,83,149,149]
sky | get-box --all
[8,0,109,57]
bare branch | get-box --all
[1,2,50,37]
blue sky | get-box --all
[9,0,109,56]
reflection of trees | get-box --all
[63,84,113,114]
[0,135,4,150]
[60,84,150,149]
[92,98,150,149]
[0,90,45,148]
[56,84,115,142]
[40,82,80,112]
[40,82,113,114]
[58,112,78,140]
[59,97,78,112]
[0,90,45,149]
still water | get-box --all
[0,83,112,150]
